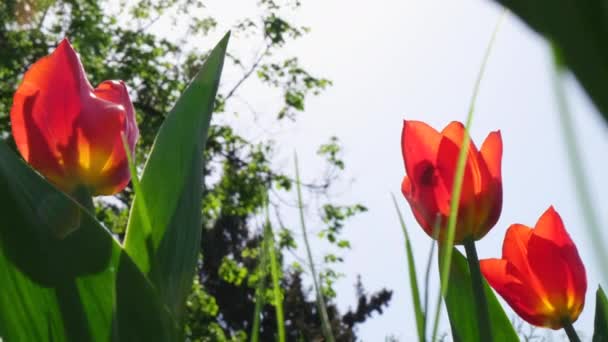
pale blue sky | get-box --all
[151,0,608,339]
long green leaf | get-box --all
[264,211,285,342]
[551,50,608,288]
[391,194,425,342]
[497,0,608,124]
[593,286,608,342]
[123,33,229,321]
[440,248,518,342]
[295,154,335,342]
[431,10,506,341]
[0,141,174,341]
[250,217,269,342]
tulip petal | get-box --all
[501,224,532,271]
[533,206,573,247]
[401,121,452,232]
[402,175,446,237]
[11,39,91,191]
[481,258,547,327]
[527,207,586,323]
[84,80,139,195]
[436,122,478,205]
[533,207,586,298]
[401,120,441,181]
[10,86,64,181]
[437,128,475,210]
[480,130,502,180]
[94,80,139,149]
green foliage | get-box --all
[318,136,345,170]
[593,286,608,342]
[319,203,368,244]
[442,248,518,342]
[497,0,608,124]
[123,34,228,326]
[219,257,249,286]
[392,194,425,342]
[257,57,332,120]
[0,141,174,340]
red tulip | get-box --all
[480,207,587,329]
[10,39,138,195]
[400,120,502,243]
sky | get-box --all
[152,0,608,340]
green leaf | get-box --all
[593,286,608,342]
[123,32,229,321]
[0,142,174,341]
[497,0,608,123]
[391,194,425,342]
[441,248,518,342]
[264,209,286,342]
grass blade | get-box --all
[250,216,269,342]
[295,153,336,342]
[391,193,425,342]
[431,10,506,341]
[264,205,285,342]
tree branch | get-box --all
[224,43,271,102]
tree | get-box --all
[0,0,392,340]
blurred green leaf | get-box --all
[498,0,608,122]
[593,286,608,342]
[441,248,518,342]
[123,32,229,322]
[264,212,285,342]
[391,194,425,342]
[0,141,174,341]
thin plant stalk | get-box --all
[423,225,439,329]
[430,10,506,342]
[295,153,335,342]
[391,193,425,342]
[250,217,269,342]
[562,321,581,342]
[264,204,285,342]
[463,239,492,341]
[551,49,608,287]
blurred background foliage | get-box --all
[0,0,391,340]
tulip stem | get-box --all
[562,321,581,342]
[463,239,492,342]
[72,185,94,214]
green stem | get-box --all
[72,185,94,214]
[430,10,506,341]
[250,226,268,342]
[562,320,581,342]
[295,154,335,342]
[264,217,285,342]
[463,239,492,342]
[50,185,94,239]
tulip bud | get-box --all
[480,207,587,329]
[11,39,138,196]
[400,120,502,243]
